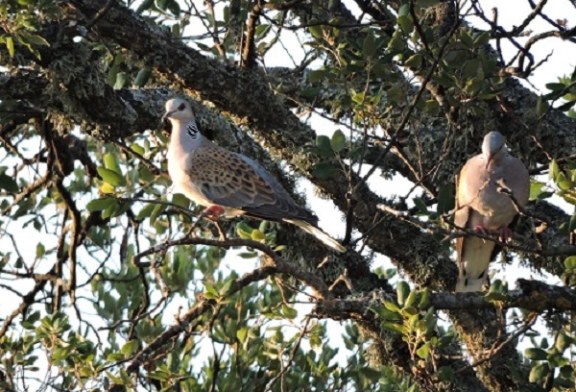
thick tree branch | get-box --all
[316,279,576,314]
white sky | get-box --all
[0,0,574,386]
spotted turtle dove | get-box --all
[162,97,346,253]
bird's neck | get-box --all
[169,119,203,153]
[484,149,507,169]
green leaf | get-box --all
[36,243,45,259]
[546,82,565,91]
[416,342,430,359]
[133,66,152,87]
[18,31,49,47]
[316,135,333,157]
[101,199,119,219]
[331,129,346,153]
[363,33,377,58]
[136,0,154,13]
[136,203,156,221]
[103,153,122,175]
[171,193,190,208]
[308,25,323,39]
[351,91,365,104]
[255,24,271,38]
[463,59,480,79]
[414,197,428,214]
[308,69,326,83]
[138,165,155,184]
[97,167,126,187]
[559,173,574,191]
[381,321,404,334]
[281,304,297,319]
[555,332,572,352]
[398,3,410,16]
[396,281,410,306]
[568,214,576,232]
[166,0,180,16]
[473,31,491,46]
[236,326,249,344]
[149,203,165,225]
[460,30,474,48]
[436,184,454,214]
[114,72,129,90]
[387,85,405,103]
[529,363,550,383]
[259,220,269,233]
[121,340,139,357]
[311,162,339,179]
[464,77,484,95]
[437,366,454,382]
[203,282,219,300]
[529,181,549,201]
[403,290,419,309]
[251,229,265,242]
[131,143,145,156]
[536,96,549,116]
[404,53,422,69]
[387,30,406,52]
[564,256,576,270]
[156,0,168,10]
[418,288,430,309]
[107,63,120,86]
[550,160,559,180]
[383,300,401,313]
[525,347,547,361]
[359,367,381,381]
[6,36,15,57]
[236,222,254,239]
[397,14,413,33]
[0,173,19,192]
[86,197,116,212]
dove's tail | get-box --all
[455,275,487,292]
[455,236,495,292]
[286,219,347,253]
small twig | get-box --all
[454,313,538,373]
[240,0,263,68]
[85,0,114,29]
[125,265,278,373]
[264,316,313,392]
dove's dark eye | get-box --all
[178,103,185,111]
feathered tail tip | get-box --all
[455,274,487,293]
[286,219,347,253]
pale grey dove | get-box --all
[162,97,346,253]
[454,131,529,292]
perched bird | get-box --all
[454,131,529,292]
[162,97,346,253]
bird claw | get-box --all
[473,224,512,243]
[498,226,513,243]
[194,206,228,240]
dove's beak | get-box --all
[161,110,175,124]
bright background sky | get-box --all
[0,0,574,384]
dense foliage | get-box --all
[1,0,576,391]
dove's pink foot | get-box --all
[473,225,488,235]
[203,205,225,221]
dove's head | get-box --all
[162,98,194,124]
[482,131,506,167]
